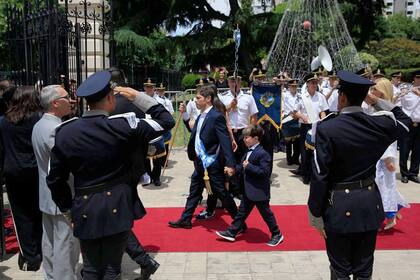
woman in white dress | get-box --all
[370,78,410,230]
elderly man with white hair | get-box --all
[31,85,80,280]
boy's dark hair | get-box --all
[197,84,216,103]
[339,86,369,106]
[242,124,264,140]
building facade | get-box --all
[384,0,420,18]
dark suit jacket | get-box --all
[308,106,411,233]
[236,144,271,201]
[187,107,235,169]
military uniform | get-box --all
[308,71,411,280]
[47,71,175,279]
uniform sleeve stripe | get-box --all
[397,120,409,132]
[142,119,164,131]
[314,150,321,174]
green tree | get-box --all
[366,38,420,69]
[386,13,420,40]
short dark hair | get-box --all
[242,124,264,140]
[339,86,368,106]
[197,85,217,103]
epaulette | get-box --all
[55,117,78,132]
[109,112,139,129]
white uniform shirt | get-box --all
[182,98,200,121]
[322,86,339,112]
[218,90,259,129]
[294,90,329,124]
[401,90,420,123]
[283,90,298,115]
[154,93,174,114]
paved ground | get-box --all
[1,149,420,280]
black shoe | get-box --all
[287,161,293,166]
[267,234,284,247]
[408,176,420,184]
[401,176,409,183]
[153,180,161,186]
[216,230,236,242]
[18,253,41,271]
[289,169,302,176]
[302,176,310,185]
[137,258,160,280]
[237,224,247,234]
[168,219,192,229]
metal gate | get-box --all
[6,0,114,95]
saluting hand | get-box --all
[114,86,138,102]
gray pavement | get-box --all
[1,150,420,280]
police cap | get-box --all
[76,70,113,102]
[390,71,402,78]
[304,73,319,83]
[288,79,299,86]
[144,78,155,87]
[337,70,375,92]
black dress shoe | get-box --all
[302,176,310,185]
[289,169,302,176]
[153,180,161,186]
[168,219,192,229]
[287,161,293,166]
[137,258,160,280]
[408,176,420,184]
[401,176,409,183]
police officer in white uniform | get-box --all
[218,75,258,162]
[322,71,339,113]
[399,69,420,184]
[292,73,329,184]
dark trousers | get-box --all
[181,162,238,222]
[326,230,377,279]
[80,230,129,280]
[5,174,42,270]
[299,124,313,178]
[125,230,150,268]
[145,157,163,182]
[228,195,280,236]
[399,124,420,178]
[286,138,300,165]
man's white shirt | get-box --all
[218,90,258,129]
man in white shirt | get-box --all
[218,75,258,162]
[282,79,301,165]
[390,71,402,107]
[399,70,420,184]
[322,71,339,113]
[292,73,329,184]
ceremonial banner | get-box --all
[252,82,282,129]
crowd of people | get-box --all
[0,65,419,280]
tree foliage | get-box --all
[366,38,420,69]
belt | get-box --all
[332,176,375,191]
[75,175,127,196]
[232,128,245,133]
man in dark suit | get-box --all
[308,70,411,280]
[215,124,283,246]
[47,71,175,280]
[168,85,238,229]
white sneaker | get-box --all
[141,173,151,186]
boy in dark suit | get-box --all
[216,124,284,246]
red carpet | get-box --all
[3,209,19,253]
[132,204,420,252]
